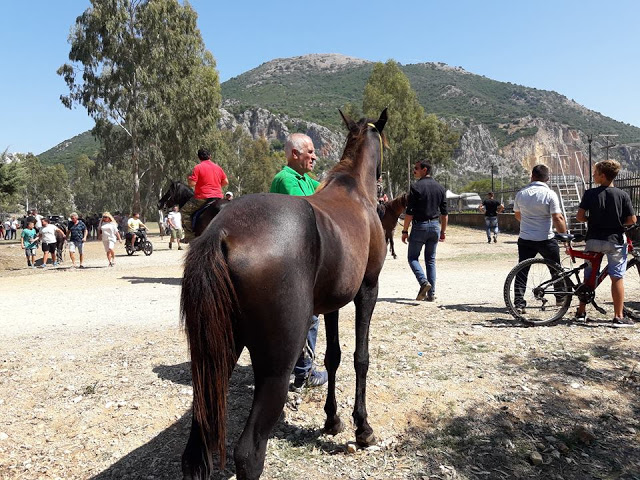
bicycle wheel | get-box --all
[504,258,573,325]
[623,257,640,320]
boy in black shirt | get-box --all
[576,160,637,325]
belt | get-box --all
[413,217,440,223]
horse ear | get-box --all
[339,109,357,131]
[374,108,388,133]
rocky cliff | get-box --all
[218,104,345,159]
[218,103,640,187]
[453,116,640,184]
[222,53,640,183]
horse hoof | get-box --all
[356,431,377,447]
[324,418,345,436]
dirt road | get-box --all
[1,226,639,479]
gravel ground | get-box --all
[1,225,639,480]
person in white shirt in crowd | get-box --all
[225,191,234,201]
[167,205,184,250]
[98,212,122,267]
[3,219,10,240]
[35,217,63,268]
[10,217,19,239]
[33,209,43,232]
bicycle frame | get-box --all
[565,236,635,290]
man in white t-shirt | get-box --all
[36,217,64,267]
[33,209,43,231]
[10,217,19,240]
[167,205,183,250]
[513,164,567,310]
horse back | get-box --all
[199,193,320,290]
[308,193,386,310]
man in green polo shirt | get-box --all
[270,134,319,196]
[270,133,328,391]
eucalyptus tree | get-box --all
[58,0,221,213]
[208,128,284,197]
[362,60,458,195]
[0,150,25,199]
[70,155,97,213]
[21,155,73,214]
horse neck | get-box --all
[175,184,194,207]
[388,198,403,216]
[337,132,380,203]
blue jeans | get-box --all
[485,216,498,239]
[408,220,440,294]
[293,315,319,379]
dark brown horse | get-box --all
[157,181,229,237]
[380,194,407,259]
[181,109,388,480]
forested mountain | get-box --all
[220,54,640,181]
[221,54,640,143]
[40,53,640,185]
[38,131,99,170]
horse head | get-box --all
[322,109,388,203]
[157,182,175,210]
[339,108,388,178]
[159,180,193,211]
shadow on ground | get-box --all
[377,297,422,306]
[92,361,349,479]
[395,340,640,479]
[121,276,181,286]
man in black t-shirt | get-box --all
[401,160,448,302]
[479,192,504,243]
[575,160,637,325]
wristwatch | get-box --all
[401,230,408,234]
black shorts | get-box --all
[42,242,57,254]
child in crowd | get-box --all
[576,160,637,325]
[21,221,38,268]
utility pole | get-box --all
[587,134,592,189]
[600,134,618,161]
[491,164,495,192]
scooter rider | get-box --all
[126,213,147,248]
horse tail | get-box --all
[181,231,237,469]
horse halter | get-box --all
[367,123,384,171]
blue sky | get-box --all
[2,0,639,154]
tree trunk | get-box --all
[132,140,141,214]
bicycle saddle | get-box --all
[554,232,574,242]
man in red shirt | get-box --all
[181,147,228,241]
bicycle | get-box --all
[504,225,640,325]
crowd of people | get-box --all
[4,141,636,395]
[9,209,181,269]
[399,159,636,327]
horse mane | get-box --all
[387,193,408,215]
[173,180,193,193]
[316,117,388,193]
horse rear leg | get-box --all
[390,236,397,259]
[233,364,293,480]
[323,310,344,435]
[353,281,378,446]
[182,341,244,480]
